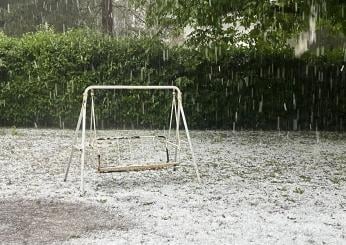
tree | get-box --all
[132,0,346,49]
[0,0,97,36]
[102,0,114,34]
[0,0,145,36]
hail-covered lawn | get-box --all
[0,129,345,244]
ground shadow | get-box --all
[0,199,130,244]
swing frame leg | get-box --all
[178,94,201,183]
[64,107,83,182]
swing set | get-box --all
[63,85,200,194]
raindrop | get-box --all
[310,110,314,124]
[293,119,298,131]
[336,96,339,106]
[315,125,320,144]
[141,67,145,80]
[55,83,58,97]
[192,96,195,105]
[244,77,249,87]
[258,95,263,113]
[282,67,285,78]
[214,46,218,62]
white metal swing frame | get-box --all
[64,85,201,194]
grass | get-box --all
[0,128,5,135]
[293,187,304,194]
[11,126,18,136]
[299,175,312,182]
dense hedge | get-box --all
[0,29,345,130]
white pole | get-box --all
[83,85,181,94]
[89,93,94,144]
[91,91,97,142]
[80,93,88,195]
[178,97,201,183]
[174,92,181,163]
[64,106,83,182]
[168,91,175,140]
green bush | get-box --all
[0,29,345,130]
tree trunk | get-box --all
[102,0,113,34]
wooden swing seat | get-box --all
[97,162,178,173]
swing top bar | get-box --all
[83,85,182,97]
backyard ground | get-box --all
[0,129,345,244]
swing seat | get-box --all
[97,162,178,173]
[94,134,172,172]
[95,135,167,142]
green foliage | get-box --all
[133,0,346,49]
[0,29,182,127]
[10,125,18,135]
[0,0,98,36]
[0,29,345,130]
[293,187,304,194]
